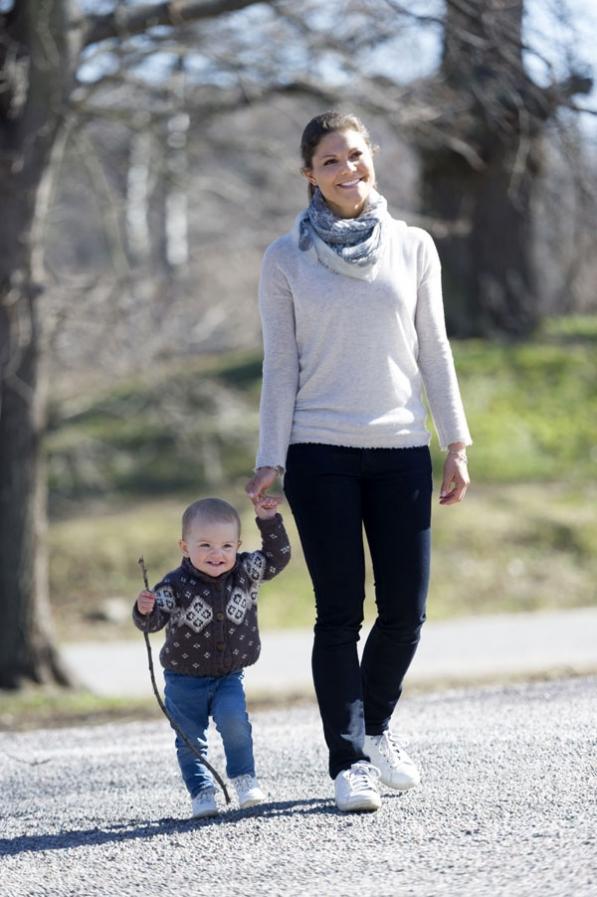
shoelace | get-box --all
[234,774,255,789]
[378,732,406,766]
[347,762,380,792]
[194,789,216,803]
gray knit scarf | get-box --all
[297,187,389,282]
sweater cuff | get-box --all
[132,602,154,628]
[254,463,285,475]
[440,435,473,452]
[255,512,283,531]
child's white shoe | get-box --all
[231,774,265,808]
[191,788,218,818]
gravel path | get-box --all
[1,677,595,897]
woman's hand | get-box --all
[439,447,470,506]
[245,466,280,505]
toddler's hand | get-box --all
[136,589,156,615]
[253,494,282,519]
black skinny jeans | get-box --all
[284,443,432,779]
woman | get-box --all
[246,111,471,813]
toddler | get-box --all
[133,494,290,817]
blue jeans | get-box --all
[164,669,255,797]
[284,443,432,779]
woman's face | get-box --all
[303,128,375,219]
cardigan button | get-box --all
[216,612,224,621]
[216,643,225,652]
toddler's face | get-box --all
[180,519,240,577]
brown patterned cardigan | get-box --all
[132,514,291,677]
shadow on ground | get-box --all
[0,798,339,856]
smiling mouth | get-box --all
[337,178,363,188]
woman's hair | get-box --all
[181,498,241,539]
[300,111,375,199]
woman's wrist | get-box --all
[446,443,468,462]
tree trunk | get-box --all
[419,0,542,338]
[0,224,69,688]
[0,0,74,688]
[420,136,541,338]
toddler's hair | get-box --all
[181,498,241,539]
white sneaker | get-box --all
[231,774,265,809]
[334,761,381,813]
[191,788,218,818]
[363,731,421,791]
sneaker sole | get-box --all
[381,780,420,792]
[336,795,381,813]
[191,809,218,819]
[378,772,421,791]
[239,796,265,809]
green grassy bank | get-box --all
[47,316,597,505]
[45,315,597,640]
[48,481,597,641]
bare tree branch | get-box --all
[82,0,276,49]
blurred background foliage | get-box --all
[47,315,597,500]
[47,315,597,639]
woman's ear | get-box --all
[302,167,316,186]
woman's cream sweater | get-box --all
[256,214,472,470]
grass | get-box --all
[46,348,262,505]
[42,314,596,638]
[449,335,597,482]
[46,317,597,510]
[0,687,158,732]
[47,481,597,642]
[428,481,597,617]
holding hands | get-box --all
[246,466,282,519]
[253,494,283,519]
